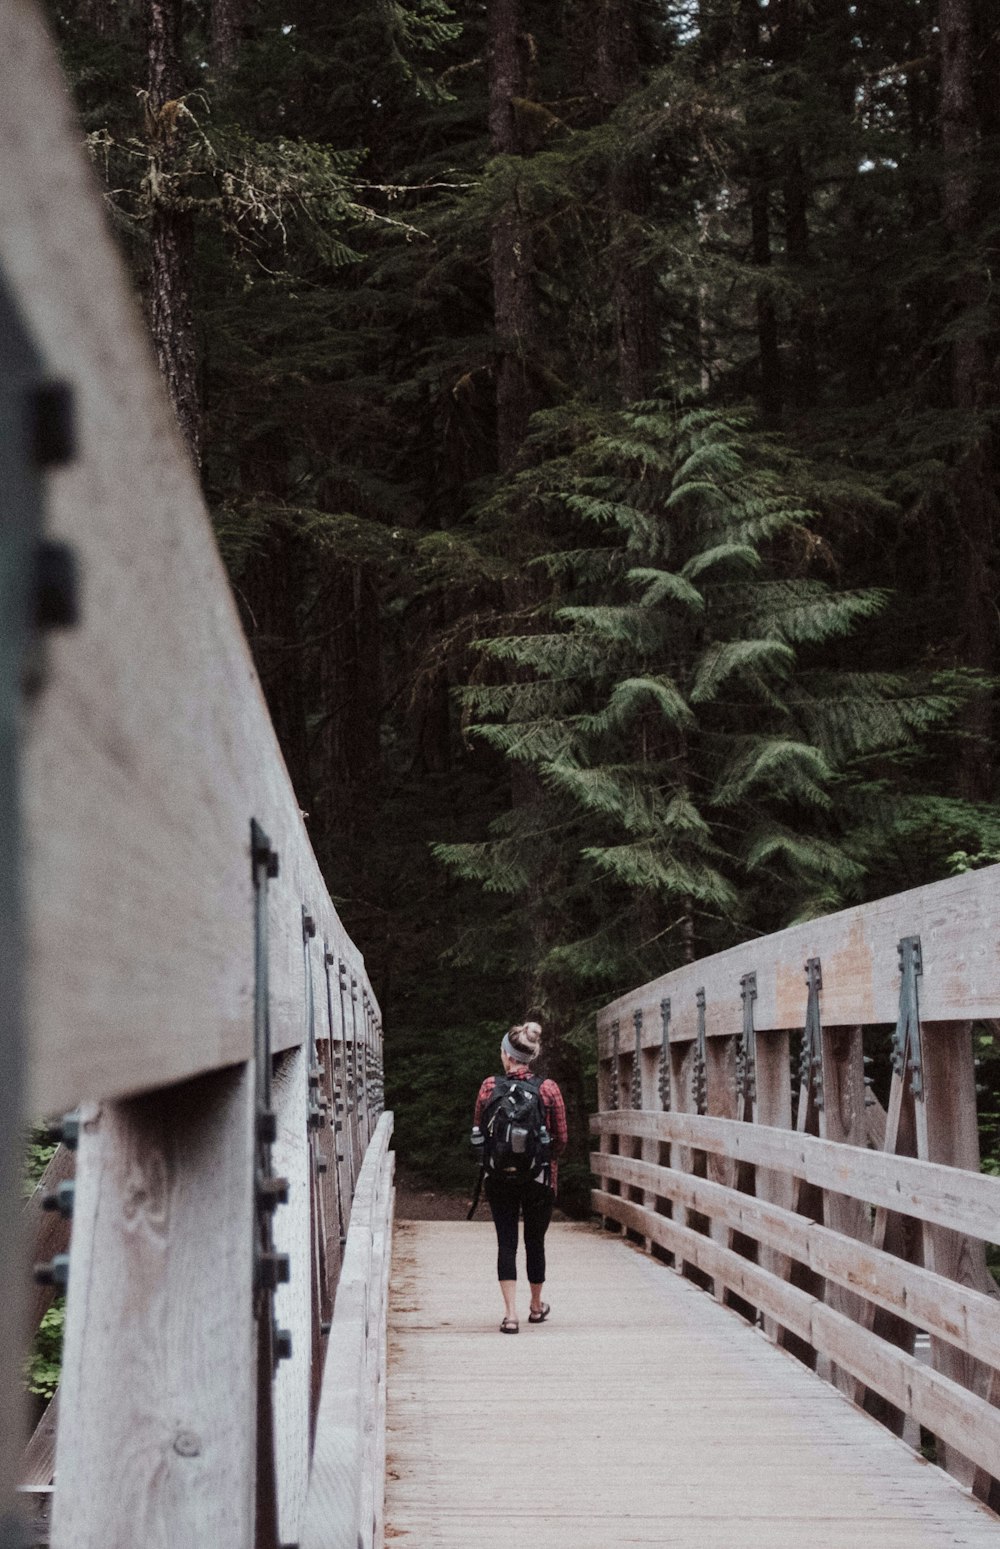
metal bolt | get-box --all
[257,1108,278,1144]
[275,1328,293,1363]
[41,1180,75,1218]
[29,380,76,467]
[303,912,316,940]
[47,1111,80,1150]
[257,1174,289,1210]
[34,1253,70,1288]
[316,1157,328,1174]
[257,1251,291,1290]
[173,1430,201,1458]
[320,1320,332,1336]
[36,540,80,630]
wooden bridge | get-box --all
[3,6,1000,1546]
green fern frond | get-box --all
[690,638,795,703]
[712,738,835,807]
[627,567,705,610]
[431,842,528,894]
[581,842,738,908]
[680,543,761,580]
[745,827,866,883]
[578,675,694,734]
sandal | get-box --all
[499,1316,519,1334]
[528,1303,550,1324]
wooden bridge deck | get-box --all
[386,1221,1000,1548]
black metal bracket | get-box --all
[658,998,672,1111]
[631,1009,643,1109]
[892,935,924,1100]
[250,820,291,1367]
[609,1020,621,1111]
[799,957,824,1111]
[738,971,757,1110]
[322,943,348,1245]
[693,988,707,1115]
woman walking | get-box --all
[473,1021,567,1333]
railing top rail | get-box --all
[597,862,1000,1053]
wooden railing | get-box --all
[1,6,393,1546]
[591,864,1000,1510]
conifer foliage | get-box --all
[47,0,1000,1192]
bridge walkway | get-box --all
[385,1221,1000,1549]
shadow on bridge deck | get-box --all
[386,1220,998,1549]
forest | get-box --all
[46,0,1000,1210]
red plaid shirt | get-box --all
[474,1066,568,1195]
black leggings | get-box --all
[485,1178,553,1283]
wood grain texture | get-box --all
[0,0,379,1115]
[592,1109,1000,1241]
[386,1221,1000,1548]
[597,863,1000,1053]
[301,1113,394,1549]
[50,1071,257,1549]
[594,1190,1000,1483]
[19,1393,59,1488]
[591,1151,1000,1369]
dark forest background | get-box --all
[47,0,1000,1209]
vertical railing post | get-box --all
[920,1018,996,1487]
[818,1024,868,1395]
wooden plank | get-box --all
[302,1113,394,1549]
[19,1392,59,1489]
[593,1188,817,1344]
[19,1394,59,1487]
[0,0,380,1115]
[271,1047,312,1546]
[17,1485,52,1546]
[50,1069,257,1549]
[591,1109,1000,1242]
[592,1151,1000,1371]
[818,1025,870,1396]
[594,1188,1000,1483]
[597,862,1000,1053]
[919,1020,998,1486]
[388,1221,1000,1549]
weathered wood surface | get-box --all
[386,1221,1000,1547]
[19,1393,59,1489]
[301,1112,394,1549]
[597,863,1000,1053]
[50,1071,257,1549]
[593,1188,1000,1482]
[592,1109,1000,1242]
[0,0,378,1116]
[592,1151,1000,1370]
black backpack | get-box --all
[480,1073,551,1183]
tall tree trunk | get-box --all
[750,166,782,422]
[488,0,538,472]
[940,0,997,799]
[147,0,201,467]
[774,0,818,412]
[595,0,658,401]
[211,0,246,76]
[741,0,782,422]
